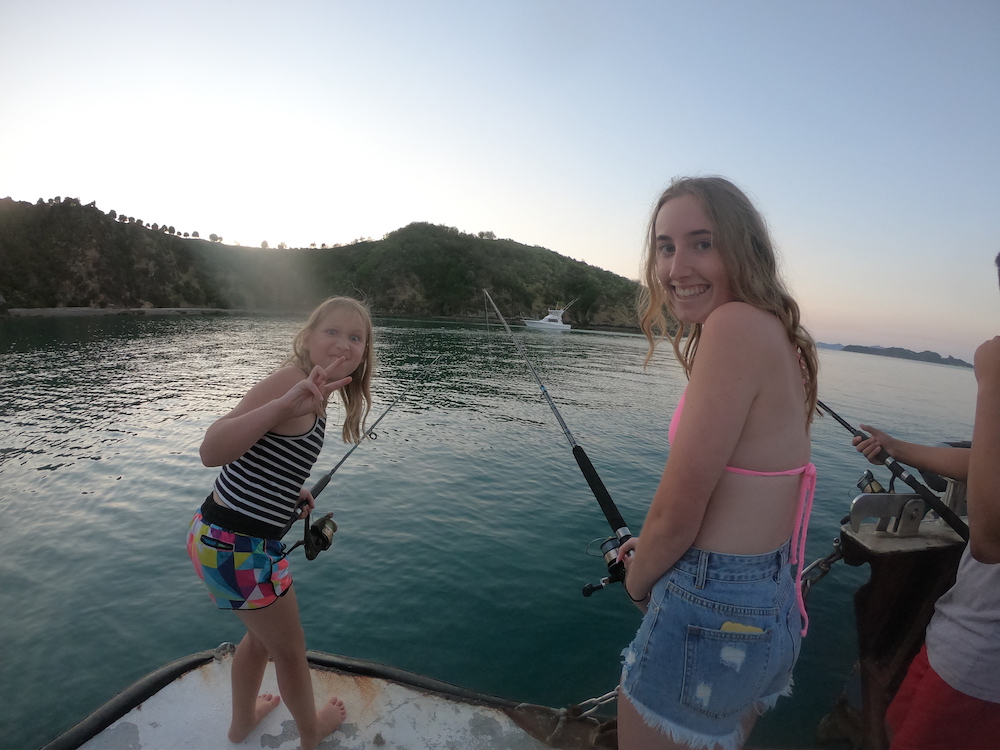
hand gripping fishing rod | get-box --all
[281,354,444,557]
[483,290,631,596]
[817,400,970,541]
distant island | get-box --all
[838,345,972,369]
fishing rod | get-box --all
[817,399,970,541]
[483,289,631,596]
[281,354,444,558]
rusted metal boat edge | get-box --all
[303,649,617,749]
[41,648,218,750]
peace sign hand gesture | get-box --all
[278,357,353,419]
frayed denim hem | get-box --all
[620,678,793,750]
[753,677,793,714]
[621,686,748,750]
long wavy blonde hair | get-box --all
[283,296,375,443]
[637,176,819,422]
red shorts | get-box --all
[887,644,1000,750]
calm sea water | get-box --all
[0,314,977,749]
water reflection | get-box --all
[0,313,978,750]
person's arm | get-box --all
[201,360,350,467]
[622,303,764,601]
[968,337,1000,563]
[853,427,970,481]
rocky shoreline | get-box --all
[1,306,644,335]
[3,306,245,318]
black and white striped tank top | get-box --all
[213,416,326,531]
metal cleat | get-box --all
[849,493,926,536]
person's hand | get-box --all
[975,336,1000,387]
[852,424,895,465]
[616,536,638,570]
[616,537,649,612]
[296,487,316,519]
[278,358,353,418]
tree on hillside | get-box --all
[109,210,117,220]
[209,234,218,242]
[192,231,199,238]
[0,202,640,324]
[278,242,288,250]
[261,240,269,249]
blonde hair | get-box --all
[283,297,375,443]
[637,176,819,422]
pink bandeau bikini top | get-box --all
[668,389,817,635]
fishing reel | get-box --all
[303,511,337,560]
[582,535,627,597]
[840,470,888,526]
[857,469,886,494]
[284,510,338,560]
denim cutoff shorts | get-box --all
[620,542,802,750]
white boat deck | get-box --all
[56,645,612,750]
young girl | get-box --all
[187,297,374,750]
[617,177,819,750]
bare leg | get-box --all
[618,690,759,750]
[228,630,282,742]
[234,588,345,750]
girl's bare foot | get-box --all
[228,693,282,743]
[300,696,347,750]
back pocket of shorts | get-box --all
[681,625,772,718]
[200,535,234,551]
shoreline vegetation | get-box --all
[0,305,640,333]
[0,195,641,331]
[0,196,973,363]
[2,311,974,367]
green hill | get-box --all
[0,197,642,328]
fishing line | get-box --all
[280,354,444,557]
[483,289,631,596]
[817,399,970,541]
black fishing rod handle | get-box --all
[309,474,332,498]
[849,425,894,466]
[872,446,893,465]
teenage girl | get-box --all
[616,177,819,750]
[187,297,374,750]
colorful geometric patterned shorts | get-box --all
[187,511,292,610]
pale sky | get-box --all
[2,1,998,361]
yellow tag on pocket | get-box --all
[720,621,764,634]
